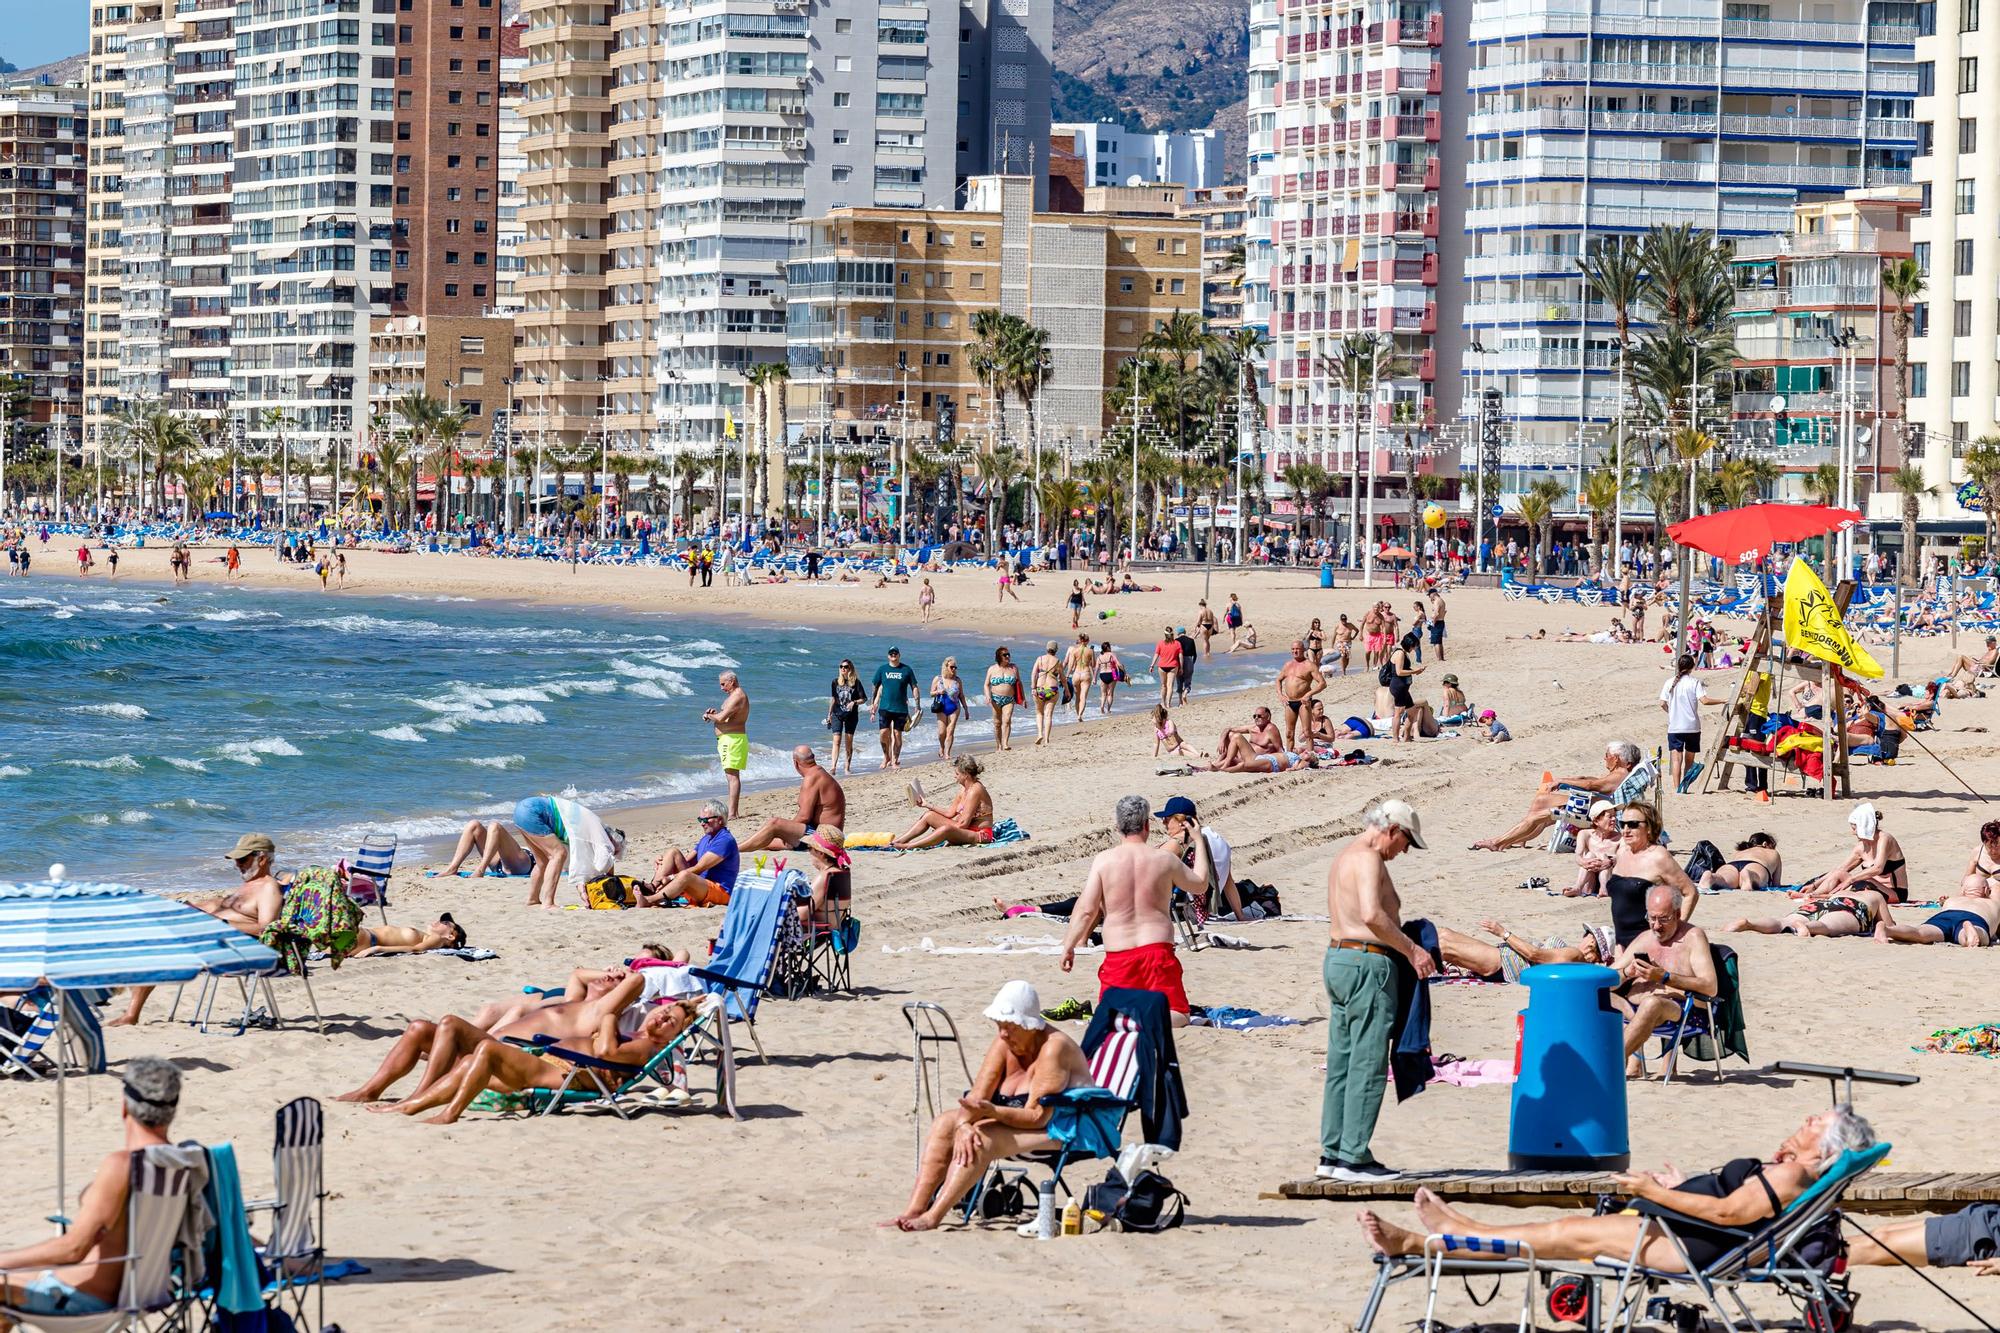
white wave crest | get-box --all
[463,754,525,769]
[60,754,143,772]
[370,724,428,743]
[162,757,209,772]
[70,702,150,720]
[217,737,304,766]
[155,796,225,812]
[118,810,153,824]
[0,764,29,778]
[199,609,276,623]
[82,600,155,615]
[79,813,111,826]
[300,613,445,634]
[623,680,689,700]
[0,596,58,608]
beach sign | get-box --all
[1781,557,1882,679]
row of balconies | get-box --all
[1275,300,1438,336]
[1464,56,1920,98]
[1273,401,1438,429]
[1281,13,1444,51]
[1275,207,1441,243]
[1278,62,1443,102]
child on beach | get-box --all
[1479,708,1511,743]
[1151,704,1204,762]
[1565,798,1618,897]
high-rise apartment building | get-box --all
[1456,0,1921,496]
[1245,0,1453,498]
[0,88,87,430]
[785,174,1202,448]
[84,3,132,456]
[515,0,1053,457]
[1179,183,1246,333]
[1910,0,2000,524]
[367,0,513,448]
[1052,121,1225,195]
[494,19,528,315]
[115,8,174,409]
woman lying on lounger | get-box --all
[1359,1106,1876,1271]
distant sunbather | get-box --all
[1872,885,2000,947]
[1433,919,1610,982]
[438,819,536,878]
[353,913,467,956]
[1697,832,1782,894]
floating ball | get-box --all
[1423,504,1446,530]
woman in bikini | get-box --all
[893,755,996,848]
[1798,802,1909,904]
[983,647,1020,751]
[1063,634,1096,725]
[1304,617,1326,663]
[1029,640,1064,746]
[1697,831,1782,894]
[1959,820,2000,897]
[1096,641,1123,715]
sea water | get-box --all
[1,575,1261,890]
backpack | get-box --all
[1082,1168,1188,1233]
[1378,660,1396,687]
[583,874,643,910]
[1683,839,1724,883]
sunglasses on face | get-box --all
[1619,820,1646,830]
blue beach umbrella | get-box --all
[0,873,281,1213]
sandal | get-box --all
[1517,876,1550,890]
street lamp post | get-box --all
[51,413,68,522]
[1831,327,1859,578]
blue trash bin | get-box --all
[1508,963,1629,1170]
[1320,561,1333,589]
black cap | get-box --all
[1154,795,1198,820]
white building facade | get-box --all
[1053,121,1225,194]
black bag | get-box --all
[1378,660,1396,686]
[1683,839,1724,882]
[1230,878,1284,918]
[1083,1168,1188,1233]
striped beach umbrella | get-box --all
[1,874,280,1215]
[0,878,280,989]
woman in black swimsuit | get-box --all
[1801,802,1909,904]
[1605,801,1699,948]
[1695,832,1781,894]
[1958,820,2000,897]
[1358,1107,1876,1271]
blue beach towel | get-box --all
[202,1144,266,1323]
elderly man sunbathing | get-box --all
[882,980,1092,1232]
[1609,884,1716,1076]
[1873,884,2000,948]
[1472,740,1643,852]
[1359,1106,1876,1270]
[735,745,846,853]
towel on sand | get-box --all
[1919,1023,2000,1058]
[848,818,1030,851]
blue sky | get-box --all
[4,0,87,69]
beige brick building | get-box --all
[784,175,1204,452]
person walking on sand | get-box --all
[1030,640,1064,745]
[918,576,936,623]
[1196,599,1220,655]
[335,550,347,589]
[1068,579,1086,628]
[1064,634,1096,724]
[997,555,1021,603]
[872,645,920,769]
[705,670,750,818]
[1059,795,1207,1027]
[226,545,240,580]
[1427,588,1447,662]
[1318,800,1431,1182]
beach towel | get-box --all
[1428,1058,1517,1087]
[425,868,530,878]
[428,947,499,961]
[260,866,363,972]
[1918,1023,2000,1058]
[1188,1006,1305,1030]
[848,818,1031,851]
[200,1144,265,1323]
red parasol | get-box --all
[1378,545,1415,559]
[1666,503,1861,566]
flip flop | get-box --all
[1677,762,1705,795]
[1517,876,1550,890]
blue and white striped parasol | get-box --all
[0,877,280,990]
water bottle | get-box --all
[1035,1179,1057,1239]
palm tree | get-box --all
[1714,457,1759,511]
[1040,476,1085,536]
[742,363,775,517]
[975,447,1023,547]
[1278,459,1333,543]
[1578,468,1621,575]
[965,309,1012,448]
[1522,477,1566,573]
[1326,332,1407,558]
[393,391,445,531]
[1801,462,1842,508]
[1881,257,1925,458]
[1579,237,1651,569]
[1140,311,1222,458]
[1962,438,2000,558]
[431,406,469,529]
[1079,454,1125,553]
[1886,465,1933,588]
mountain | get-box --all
[1053,0,1248,180]
[3,53,88,87]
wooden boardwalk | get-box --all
[1268,1170,2000,1215]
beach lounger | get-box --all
[347,834,397,923]
[0,991,62,1079]
[0,1153,202,1333]
[1593,1142,1890,1333]
[687,868,798,1064]
[509,991,742,1120]
[1548,758,1659,854]
[903,1002,976,1167]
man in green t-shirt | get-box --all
[872,647,920,768]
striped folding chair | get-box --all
[0,994,62,1079]
[0,1153,199,1333]
[1424,1234,1537,1333]
[248,1096,327,1331]
[348,835,397,924]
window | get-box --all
[832,165,851,181]
[1912,363,1928,398]
[1957,237,1976,274]
[1957,298,1974,335]
[1966,0,1980,30]
[473,251,487,266]
[1958,178,1977,213]
[395,154,410,172]
[969,272,984,288]
[832,130,848,144]
[447,90,462,105]
[834,91,850,107]
[1120,237,1137,252]
[444,250,460,265]
[1962,56,1979,92]
[459,335,485,354]
[449,22,463,36]
[447,154,462,168]
[1963,117,1979,153]
[1119,277,1134,292]
[1953,360,1972,395]
[460,367,485,386]
[1172,238,1188,255]
[835,16,850,29]
[970,232,986,247]
[1170,278,1186,294]
[447,122,461,136]
[1913,301,1930,336]
[1155,238,1166,253]
[443,281,459,296]
[446,187,461,201]
[445,218,460,233]
[1914,241,1931,275]
[1154,277,1165,294]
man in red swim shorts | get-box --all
[1059,794,1208,1027]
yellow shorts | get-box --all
[717,732,749,772]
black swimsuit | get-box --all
[1629,1158,1782,1270]
[1607,873,1656,948]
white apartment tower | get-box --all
[85,3,132,457]
[1246,0,1453,507]
[1455,0,1921,495]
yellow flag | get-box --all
[723,412,738,440]
[1782,557,1882,679]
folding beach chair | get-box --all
[903,1002,975,1167]
[0,1153,201,1333]
[246,1096,327,1331]
[1594,1142,1891,1333]
[803,904,860,994]
[510,991,742,1120]
[347,834,397,923]
[0,991,62,1079]
[1637,945,1745,1085]
[687,868,797,1063]
[1547,758,1659,854]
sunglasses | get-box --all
[1618,820,1646,830]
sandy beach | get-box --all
[6,552,1998,1330]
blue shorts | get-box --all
[12,1274,111,1317]
[1428,622,1444,644]
[1926,909,1992,945]
[513,795,559,837]
[1668,731,1701,753]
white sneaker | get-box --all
[1333,1162,1402,1183]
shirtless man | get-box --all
[1215,705,1283,767]
[1944,636,2000,686]
[111,832,286,1026]
[1277,639,1330,752]
[893,755,995,848]
[1427,588,1447,662]
[1874,884,2000,948]
[884,980,1093,1231]
[1319,800,1431,1182]
[0,1058,183,1320]
[736,745,846,853]
[1329,613,1358,675]
[704,670,750,819]
[353,913,467,956]
[1360,602,1388,669]
[1610,884,1717,1076]
[1059,795,1207,1028]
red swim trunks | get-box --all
[1097,941,1188,1014]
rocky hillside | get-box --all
[1053,0,1248,179]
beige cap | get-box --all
[1377,799,1426,850]
[224,832,275,862]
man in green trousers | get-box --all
[1319,799,1431,1182]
